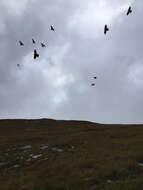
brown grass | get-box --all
[0,119,143,189]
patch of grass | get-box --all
[0,119,143,189]
[104,178,143,190]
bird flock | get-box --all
[18,25,55,60]
[93,6,132,86]
[18,6,132,86]
[104,6,132,34]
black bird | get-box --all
[19,40,24,46]
[91,83,95,86]
[17,64,20,67]
[40,42,46,47]
[127,6,132,16]
[33,49,39,59]
[93,76,97,79]
[104,25,109,34]
[50,25,55,31]
[32,38,36,44]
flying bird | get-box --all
[127,6,132,16]
[40,42,46,47]
[32,38,36,44]
[91,83,95,86]
[104,25,109,34]
[93,77,97,79]
[33,49,39,59]
[19,41,24,46]
[17,64,20,67]
[50,25,55,31]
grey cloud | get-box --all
[0,0,143,124]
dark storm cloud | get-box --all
[0,0,143,123]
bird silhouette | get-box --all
[33,49,39,59]
[50,25,55,31]
[32,39,36,44]
[17,64,20,67]
[91,83,95,86]
[40,42,46,47]
[19,41,24,46]
[104,25,109,34]
[93,77,97,79]
[127,6,132,16]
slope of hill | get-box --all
[0,119,143,190]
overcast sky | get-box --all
[0,0,143,124]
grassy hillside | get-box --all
[0,119,143,190]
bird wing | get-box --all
[127,9,129,15]
[104,25,107,34]
[127,7,131,15]
[104,26,106,34]
[34,50,37,59]
[51,25,54,31]
[19,41,23,45]
[41,43,44,47]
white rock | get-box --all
[52,147,63,152]
[21,145,32,149]
[107,180,113,184]
[138,163,143,167]
[40,145,49,150]
[32,154,42,159]
[13,164,19,168]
